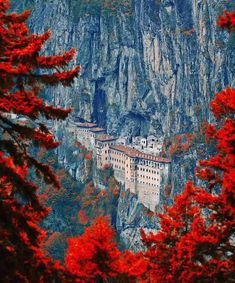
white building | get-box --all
[95,134,117,168]
[116,136,128,145]
[89,127,106,145]
[69,121,171,211]
[76,122,97,148]
[132,136,148,149]
[107,144,170,211]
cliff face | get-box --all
[12,0,235,136]
[13,0,233,132]
[10,0,235,249]
[14,0,233,187]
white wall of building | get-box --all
[71,123,170,211]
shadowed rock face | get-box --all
[10,0,235,249]
[11,0,235,191]
[11,0,235,137]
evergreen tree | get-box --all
[0,0,80,281]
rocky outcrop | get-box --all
[10,0,235,249]
[12,0,235,136]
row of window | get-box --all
[111,165,161,181]
[139,161,163,168]
[111,152,165,167]
[138,175,159,181]
[113,164,124,170]
[111,151,124,157]
[111,157,125,164]
[143,191,159,196]
[108,154,166,170]
[138,181,159,187]
[138,167,159,174]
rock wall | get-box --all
[11,0,235,136]
[10,0,235,249]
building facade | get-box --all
[95,135,117,168]
[108,145,170,211]
[71,121,170,211]
[76,122,97,148]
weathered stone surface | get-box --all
[12,1,235,136]
[11,0,235,249]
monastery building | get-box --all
[73,121,171,211]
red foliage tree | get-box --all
[168,133,195,157]
[0,0,80,282]
[65,216,121,282]
[114,250,147,283]
[141,182,202,282]
[65,216,147,283]
[217,10,235,31]
[77,210,89,225]
[140,10,235,283]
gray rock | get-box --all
[10,0,235,248]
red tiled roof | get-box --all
[110,145,171,163]
[110,145,139,158]
[136,152,171,163]
[96,134,117,142]
[77,122,97,128]
[90,127,105,132]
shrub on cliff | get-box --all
[140,9,235,283]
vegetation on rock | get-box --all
[140,10,235,282]
[0,0,80,281]
[0,1,234,282]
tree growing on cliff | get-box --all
[141,9,235,283]
[141,182,202,283]
[65,216,121,282]
[65,216,147,283]
[0,0,80,281]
